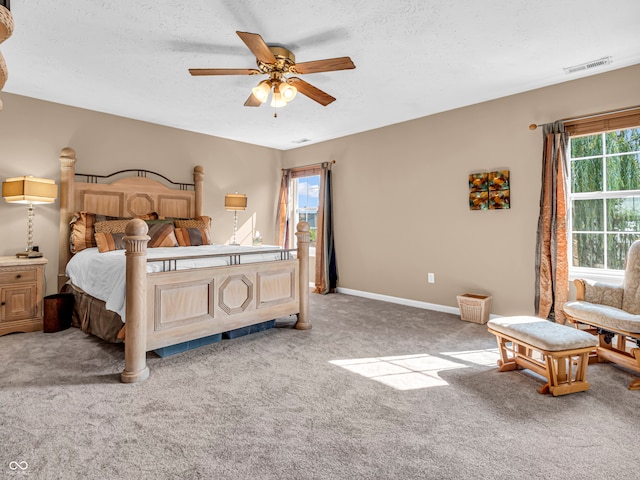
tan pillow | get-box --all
[173,216,211,230]
[175,227,212,246]
[137,212,160,221]
[95,224,176,251]
[147,223,178,248]
[70,212,119,253]
[95,215,165,234]
[95,232,126,253]
[94,219,131,234]
[173,216,212,243]
[69,212,159,253]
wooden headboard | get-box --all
[57,147,204,290]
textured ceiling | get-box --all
[2,0,640,150]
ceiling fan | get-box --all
[189,31,355,110]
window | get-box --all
[287,168,320,249]
[292,174,319,244]
[568,126,640,272]
[277,162,334,292]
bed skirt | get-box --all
[61,283,124,343]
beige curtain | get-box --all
[535,121,569,323]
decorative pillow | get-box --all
[94,219,131,234]
[95,232,126,253]
[147,223,178,248]
[175,227,212,246]
[70,211,159,253]
[173,216,211,230]
[145,219,175,227]
[173,215,211,239]
[95,215,166,234]
[70,212,119,253]
[137,212,160,221]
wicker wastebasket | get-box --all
[457,293,492,324]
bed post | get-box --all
[295,221,311,330]
[121,219,151,384]
[58,147,76,291]
[194,165,204,217]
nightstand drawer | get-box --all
[0,268,37,285]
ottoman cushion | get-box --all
[487,316,597,351]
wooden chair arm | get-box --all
[574,279,586,301]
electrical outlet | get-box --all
[428,273,435,283]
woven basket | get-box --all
[0,5,14,44]
[457,293,492,324]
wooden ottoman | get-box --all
[487,316,598,396]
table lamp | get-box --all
[2,175,58,257]
[224,193,247,245]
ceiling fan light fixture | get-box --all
[270,91,287,108]
[278,81,297,102]
[190,31,355,110]
[251,80,271,103]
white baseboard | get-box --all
[335,287,501,320]
[335,287,459,314]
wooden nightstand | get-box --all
[0,256,47,336]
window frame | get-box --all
[565,107,640,284]
[287,166,321,251]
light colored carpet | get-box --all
[2,293,640,480]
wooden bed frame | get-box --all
[57,147,310,384]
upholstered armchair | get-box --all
[563,239,640,390]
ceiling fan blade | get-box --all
[292,57,355,74]
[287,77,336,106]
[189,68,260,76]
[236,31,276,64]
[244,93,262,107]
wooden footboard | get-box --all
[120,219,311,384]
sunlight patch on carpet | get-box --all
[440,348,501,366]
[329,353,468,390]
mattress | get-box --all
[66,245,291,321]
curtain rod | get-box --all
[282,159,336,171]
[529,105,640,130]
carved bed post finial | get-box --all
[193,165,204,217]
[58,147,77,291]
[295,221,311,330]
[121,219,151,384]
[0,3,14,45]
[0,2,14,111]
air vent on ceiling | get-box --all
[292,138,311,144]
[563,56,612,75]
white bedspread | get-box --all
[66,245,290,320]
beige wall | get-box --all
[0,94,282,295]
[283,64,640,316]
[1,65,639,312]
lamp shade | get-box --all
[270,91,287,108]
[2,176,58,204]
[251,80,271,103]
[278,81,297,102]
[224,193,247,211]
